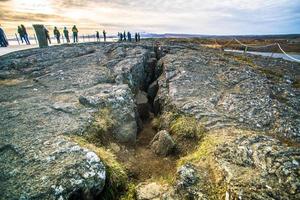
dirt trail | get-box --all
[115,118,177,183]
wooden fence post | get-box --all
[34,34,38,44]
[15,33,20,45]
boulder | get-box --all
[150,130,175,156]
[79,84,138,143]
[0,136,106,200]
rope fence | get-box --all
[276,43,300,62]
[215,38,300,63]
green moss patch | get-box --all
[170,116,205,139]
[292,79,300,89]
[177,135,218,167]
[153,111,205,140]
[85,108,116,145]
[120,183,137,200]
[234,55,255,66]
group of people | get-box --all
[48,25,79,44]
[47,26,108,44]
[0,24,8,47]
[17,24,30,45]
[0,24,143,48]
[96,30,107,42]
[118,31,141,42]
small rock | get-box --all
[109,143,121,153]
[136,182,166,200]
[150,130,175,156]
[177,163,199,188]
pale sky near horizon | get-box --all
[0,0,299,36]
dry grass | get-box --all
[0,79,24,86]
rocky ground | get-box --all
[0,39,299,200]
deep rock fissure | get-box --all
[94,44,171,199]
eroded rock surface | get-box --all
[152,39,300,200]
[0,43,156,199]
[155,41,300,141]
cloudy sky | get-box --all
[0,0,299,35]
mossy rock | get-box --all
[85,108,116,145]
[170,116,205,139]
[71,136,128,199]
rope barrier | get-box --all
[215,39,234,47]
[232,38,300,63]
[277,43,300,62]
[234,38,277,48]
[223,39,234,47]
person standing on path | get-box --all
[96,31,100,42]
[135,33,138,42]
[0,24,8,47]
[120,33,123,41]
[21,24,30,45]
[44,27,51,44]
[17,26,25,43]
[53,27,61,44]
[127,32,131,42]
[72,25,78,43]
[103,30,107,42]
[123,31,126,41]
[63,27,70,43]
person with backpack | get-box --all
[21,24,30,45]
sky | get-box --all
[0,0,299,36]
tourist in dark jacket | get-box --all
[63,27,70,43]
[120,33,123,41]
[0,25,8,47]
[17,26,24,43]
[103,30,106,42]
[72,25,78,43]
[53,27,61,44]
[127,32,131,42]
[123,31,126,41]
[96,31,100,42]
[21,24,30,45]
